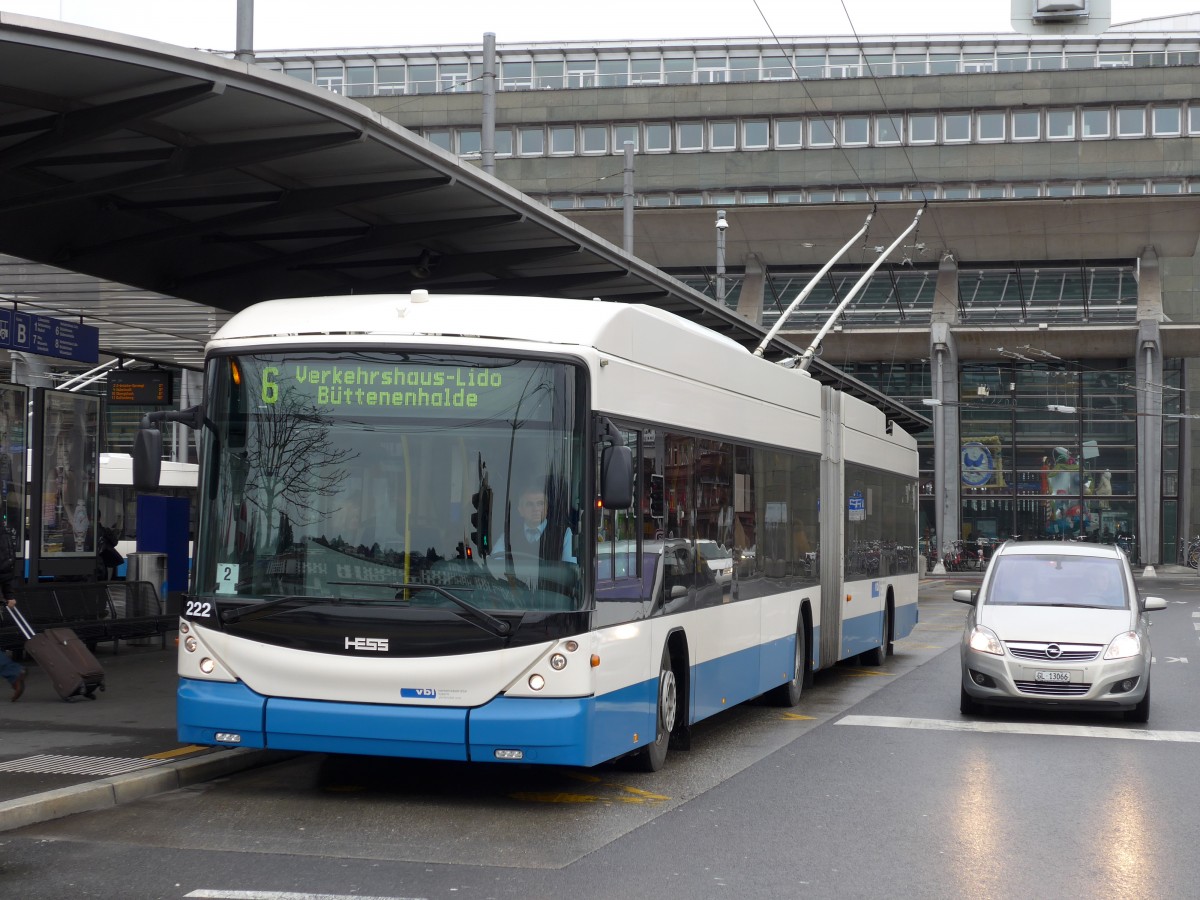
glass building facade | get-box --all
[839,359,1184,564]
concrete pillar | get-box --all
[931,322,961,572]
[932,252,960,325]
[736,253,765,325]
[1136,248,1164,566]
[481,33,496,176]
[929,253,961,573]
[1180,358,1192,562]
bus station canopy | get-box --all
[0,14,927,430]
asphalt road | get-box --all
[3,576,1199,900]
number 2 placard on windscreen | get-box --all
[216,563,239,594]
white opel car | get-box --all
[956,541,1166,722]
[696,540,735,586]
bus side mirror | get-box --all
[133,425,163,491]
[600,444,633,509]
[133,404,210,493]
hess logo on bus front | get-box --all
[345,637,389,651]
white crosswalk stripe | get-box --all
[0,754,168,775]
[185,892,428,900]
[838,714,1200,743]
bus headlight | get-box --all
[184,636,198,653]
[199,657,216,674]
[528,674,546,691]
[549,653,567,670]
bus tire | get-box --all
[633,645,677,772]
[861,602,890,666]
[767,621,808,707]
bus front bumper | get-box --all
[178,677,649,766]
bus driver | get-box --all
[493,485,574,563]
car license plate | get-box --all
[1035,670,1072,683]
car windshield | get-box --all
[697,541,732,562]
[986,554,1129,609]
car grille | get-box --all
[1006,642,1101,662]
[1014,680,1091,696]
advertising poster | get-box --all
[0,383,27,563]
[39,390,99,558]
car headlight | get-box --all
[1104,631,1142,660]
[967,625,1005,656]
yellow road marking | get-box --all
[512,780,670,805]
[143,745,208,760]
[615,785,669,801]
[510,791,603,804]
[842,668,893,677]
[781,712,816,720]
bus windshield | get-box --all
[194,350,586,616]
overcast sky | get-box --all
[0,1,1196,51]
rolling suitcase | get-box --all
[6,604,105,701]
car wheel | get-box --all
[767,622,808,707]
[861,604,890,666]
[1123,681,1150,723]
[960,684,979,715]
[633,646,677,772]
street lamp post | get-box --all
[715,209,727,302]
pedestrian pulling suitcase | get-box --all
[6,604,105,701]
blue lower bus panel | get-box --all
[179,679,468,760]
[178,677,656,765]
[178,679,268,747]
[469,683,656,767]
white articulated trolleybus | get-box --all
[136,290,918,770]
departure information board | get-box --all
[107,370,172,405]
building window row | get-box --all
[259,43,1200,96]
[536,178,1199,209]
[423,104,1200,158]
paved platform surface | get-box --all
[2,565,1194,832]
[0,637,289,833]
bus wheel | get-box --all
[634,646,677,772]
[861,604,890,666]
[767,623,807,707]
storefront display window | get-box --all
[956,361,1154,547]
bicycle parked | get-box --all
[941,539,990,572]
[1179,535,1200,568]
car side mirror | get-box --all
[952,589,976,605]
[1141,596,1167,611]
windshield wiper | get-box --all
[220,594,340,624]
[328,580,512,636]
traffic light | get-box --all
[470,487,492,558]
[649,473,664,519]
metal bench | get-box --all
[0,581,176,654]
